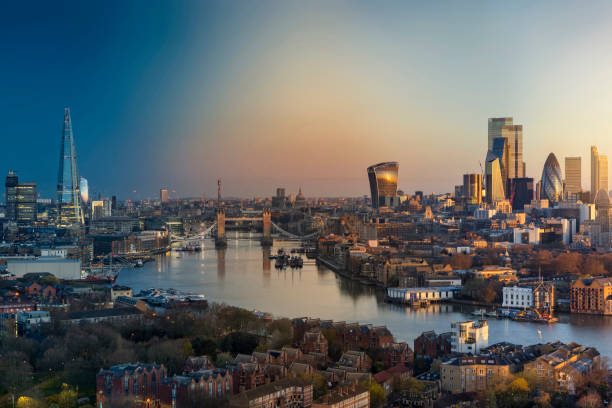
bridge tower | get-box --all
[215,207,227,248]
[261,208,273,247]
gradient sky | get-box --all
[2,1,612,199]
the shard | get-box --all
[57,107,84,226]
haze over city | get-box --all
[3,1,612,198]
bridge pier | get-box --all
[215,208,227,248]
[261,208,273,247]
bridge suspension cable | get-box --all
[270,222,319,240]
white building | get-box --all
[5,258,81,280]
[502,286,533,308]
[474,209,496,220]
[450,320,488,354]
[513,226,542,245]
[386,286,461,304]
[17,310,51,332]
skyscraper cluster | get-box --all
[4,171,37,222]
[484,118,532,209]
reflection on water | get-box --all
[116,239,612,357]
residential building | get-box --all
[450,320,488,354]
[524,342,600,394]
[312,384,369,408]
[571,277,612,315]
[440,355,511,394]
[414,331,452,359]
[565,157,582,198]
[61,307,143,325]
[229,378,313,408]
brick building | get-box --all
[229,378,313,408]
[570,277,612,315]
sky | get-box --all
[2,1,612,200]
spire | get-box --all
[57,107,84,227]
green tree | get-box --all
[361,381,386,408]
[219,332,259,355]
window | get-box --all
[134,379,138,395]
[226,380,230,393]
[217,382,222,395]
[209,381,213,397]
[125,376,129,393]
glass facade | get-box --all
[16,182,37,222]
[80,176,89,205]
[367,162,399,208]
[5,171,18,221]
[541,153,563,203]
[57,108,84,227]
[508,177,534,211]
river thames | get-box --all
[116,238,612,357]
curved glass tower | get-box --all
[57,108,84,227]
[367,162,399,208]
[541,153,563,203]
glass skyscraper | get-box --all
[57,108,84,227]
[541,153,563,203]
[367,162,399,208]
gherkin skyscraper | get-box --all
[57,108,84,226]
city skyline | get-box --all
[3,1,612,199]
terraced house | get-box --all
[440,356,511,394]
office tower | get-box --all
[91,200,104,220]
[160,188,169,203]
[415,191,423,201]
[599,155,609,197]
[491,137,509,190]
[80,177,89,205]
[564,157,581,198]
[501,124,525,179]
[367,162,399,208]
[272,187,287,208]
[111,195,117,213]
[56,108,84,227]
[487,117,513,150]
[485,151,505,203]
[591,146,600,202]
[591,146,609,202]
[462,174,482,204]
[541,153,563,203]
[5,171,18,220]
[507,178,534,211]
[16,182,37,222]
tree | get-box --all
[219,332,259,355]
[576,391,602,408]
[361,380,386,408]
[215,352,233,367]
[0,351,33,402]
[191,337,218,360]
[321,329,343,361]
[57,384,78,408]
[449,253,472,270]
[583,255,606,277]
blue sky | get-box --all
[2,1,612,199]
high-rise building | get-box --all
[487,117,513,150]
[508,177,534,211]
[16,182,37,222]
[5,171,18,220]
[564,157,581,198]
[491,137,509,190]
[5,172,37,222]
[80,177,89,205]
[485,151,505,203]
[590,146,609,202]
[367,162,399,208]
[56,108,84,227]
[462,174,482,204]
[599,154,609,197]
[160,188,169,203]
[501,124,525,179]
[541,153,563,203]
